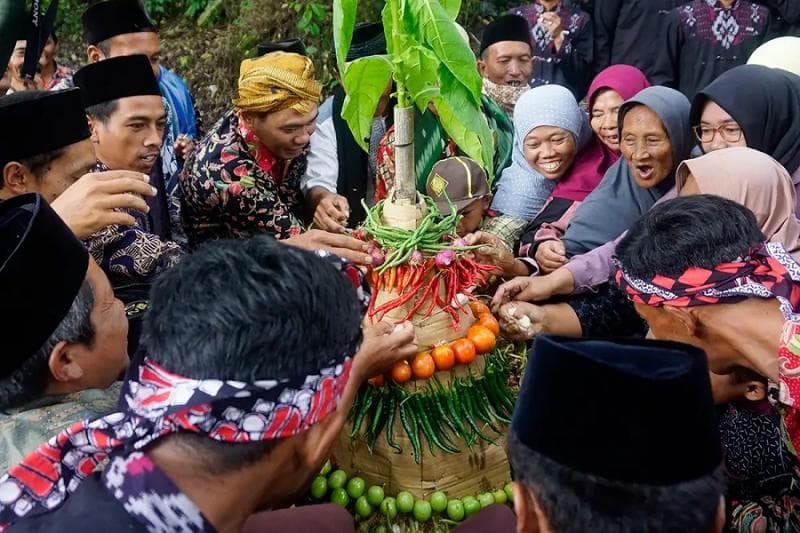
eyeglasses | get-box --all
[693,124,743,143]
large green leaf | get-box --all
[0,0,26,69]
[332,0,358,73]
[433,68,495,179]
[341,55,394,152]
[405,0,481,106]
[395,44,441,112]
[439,0,461,19]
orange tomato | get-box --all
[431,345,456,371]
[391,360,412,383]
[468,324,497,354]
[477,313,500,335]
[469,300,491,317]
[451,338,477,364]
[368,374,386,387]
[411,352,436,380]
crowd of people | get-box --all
[1,0,800,531]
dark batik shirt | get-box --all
[83,161,183,293]
[179,109,307,247]
[512,1,594,100]
[10,452,215,532]
[593,0,687,82]
[664,0,771,98]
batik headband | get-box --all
[614,242,800,322]
[0,251,369,529]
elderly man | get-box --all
[477,14,534,118]
[302,22,393,233]
[0,236,416,531]
[0,194,129,471]
[180,51,320,244]
[496,334,725,532]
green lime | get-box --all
[380,496,398,519]
[462,496,480,517]
[429,491,447,513]
[346,477,366,499]
[330,487,349,508]
[328,469,347,491]
[493,489,508,505]
[504,482,514,503]
[355,495,373,518]
[319,460,332,476]
[478,492,495,508]
[366,485,385,507]
[310,476,327,500]
[396,491,415,513]
[447,499,465,522]
[413,500,432,522]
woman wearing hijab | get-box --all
[675,147,800,532]
[491,86,692,339]
[690,65,800,215]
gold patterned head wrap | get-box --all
[233,51,321,115]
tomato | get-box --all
[469,300,491,317]
[368,374,385,386]
[478,313,500,335]
[390,360,412,383]
[411,352,436,380]
[451,338,477,364]
[431,345,455,371]
[468,325,496,354]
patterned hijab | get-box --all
[0,252,368,530]
[491,84,591,220]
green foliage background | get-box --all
[55,0,518,126]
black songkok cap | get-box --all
[73,54,161,108]
[82,0,156,45]
[512,335,721,485]
[0,89,90,167]
[346,22,386,62]
[0,194,90,377]
[479,14,532,56]
[257,38,307,57]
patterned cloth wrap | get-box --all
[0,252,369,531]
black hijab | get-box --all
[691,64,800,176]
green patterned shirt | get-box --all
[0,383,121,472]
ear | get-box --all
[86,45,103,64]
[2,162,33,195]
[664,306,699,337]
[513,482,545,533]
[744,381,767,402]
[88,115,101,144]
[476,59,487,77]
[48,340,86,384]
[482,194,493,209]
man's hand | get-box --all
[173,134,195,160]
[51,171,157,239]
[284,229,372,265]
[313,192,350,234]
[497,302,546,342]
[464,231,529,279]
[534,240,567,274]
[541,12,565,49]
[352,321,418,382]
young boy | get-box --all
[425,156,492,237]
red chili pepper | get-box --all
[373,285,420,318]
[405,274,440,321]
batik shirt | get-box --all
[42,63,73,91]
[664,0,770,98]
[84,161,183,290]
[512,1,594,100]
[774,321,800,459]
[179,109,306,246]
[0,384,121,473]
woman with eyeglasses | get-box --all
[690,64,800,215]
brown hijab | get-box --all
[676,147,800,259]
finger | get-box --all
[332,196,350,213]
[91,170,150,183]
[328,247,373,265]
[318,212,346,234]
[368,321,395,336]
[317,232,369,252]
[99,211,137,227]
[96,177,158,197]
[98,193,150,214]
